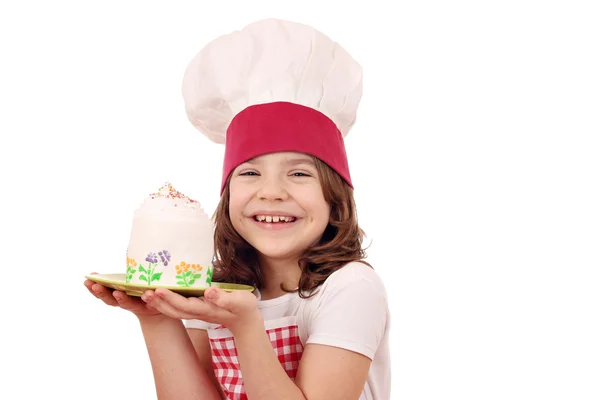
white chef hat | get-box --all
[181,18,363,193]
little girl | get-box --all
[84,19,391,400]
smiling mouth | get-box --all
[253,215,297,223]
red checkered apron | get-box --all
[208,316,304,400]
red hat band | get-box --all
[222,101,352,194]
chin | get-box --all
[251,241,303,261]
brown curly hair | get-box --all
[212,155,371,298]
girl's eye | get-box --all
[291,172,310,177]
[239,171,259,176]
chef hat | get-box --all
[182,18,363,194]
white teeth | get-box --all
[254,215,295,223]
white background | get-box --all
[1,0,599,399]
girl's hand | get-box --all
[84,273,165,320]
[142,286,261,335]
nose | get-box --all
[256,176,289,201]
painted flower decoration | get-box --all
[176,261,190,275]
[145,252,158,263]
[158,250,171,266]
[192,264,203,272]
[174,261,203,287]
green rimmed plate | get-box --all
[85,273,255,298]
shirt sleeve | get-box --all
[305,262,389,360]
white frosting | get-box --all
[125,183,214,288]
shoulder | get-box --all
[310,261,388,304]
[324,261,386,292]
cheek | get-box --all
[318,205,331,227]
[228,185,248,216]
[228,188,256,235]
[228,200,244,222]
[305,198,330,225]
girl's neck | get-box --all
[257,255,302,300]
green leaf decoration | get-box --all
[139,275,148,281]
[188,280,195,285]
[193,274,201,279]
[151,272,162,282]
[175,274,183,279]
[177,281,186,285]
[185,271,192,277]
[138,265,147,273]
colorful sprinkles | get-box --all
[149,182,198,206]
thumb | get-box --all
[205,287,228,307]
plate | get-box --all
[85,273,255,298]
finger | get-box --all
[91,283,119,307]
[84,284,100,299]
[143,291,198,320]
[204,287,232,310]
[204,287,220,301]
[112,290,145,311]
[84,279,98,295]
[84,277,105,294]
[83,273,99,290]
[156,289,214,320]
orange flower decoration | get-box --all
[176,261,185,275]
[192,264,203,272]
[175,261,203,275]
[176,261,192,274]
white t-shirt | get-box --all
[185,261,391,400]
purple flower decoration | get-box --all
[159,250,171,266]
[145,252,158,263]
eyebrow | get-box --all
[283,158,315,167]
[245,157,316,167]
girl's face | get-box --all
[228,152,330,262]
